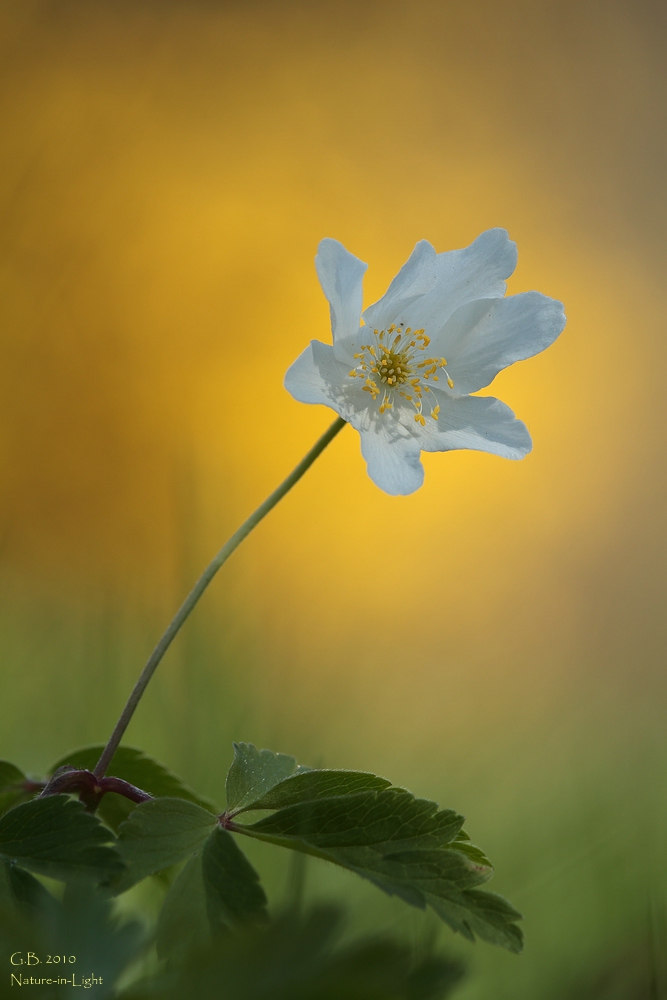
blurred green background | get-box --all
[1,1,667,996]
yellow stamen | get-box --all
[348,323,448,419]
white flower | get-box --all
[285,230,566,495]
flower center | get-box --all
[348,324,454,425]
[376,347,413,386]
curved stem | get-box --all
[93,416,347,779]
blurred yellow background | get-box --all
[1,2,666,996]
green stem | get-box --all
[93,416,347,779]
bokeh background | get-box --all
[1,1,667,996]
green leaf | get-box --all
[226,751,522,953]
[203,828,267,930]
[0,761,25,787]
[111,798,217,893]
[0,873,146,994]
[123,906,466,1000]
[0,795,124,884]
[0,858,61,920]
[225,742,304,813]
[0,761,33,818]
[157,828,267,961]
[56,883,147,988]
[224,743,392,815]
[238,768,393,813]
[427,886,523,953]
[243,788,465,855]
[50,746,217,830]
[155,849,209,963]
[451,839,492,868]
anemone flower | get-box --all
[285,230,565,495]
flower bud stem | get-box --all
[93,416,347,779]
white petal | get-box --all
[362,240,438,331]
[285,342,424,493]
[438,292,566,394]
[397,228,518,333]
[358,421,424,495]
[315,239,367,364]
[284,340,365,422]
[411,392,532,459]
